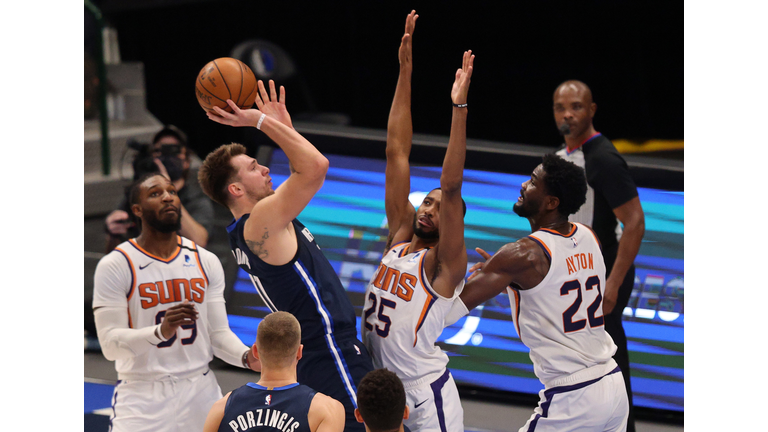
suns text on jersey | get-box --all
[371,263,416,301]
[138,278,206,308]
[565,253,594,275]
[227,408,301,432]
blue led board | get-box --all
[226,149,684,412]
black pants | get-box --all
[604,264,636,432]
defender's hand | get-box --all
[451,50,475,105]
[254,80,293,129]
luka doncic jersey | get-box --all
[227,217,358,343]
[507,223,617,388]
[220,382,315,432]
[362,242,464,384]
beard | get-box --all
[513,198,537,218]
[412,213,439,240]
[144,209,182,233]
[557,122,571,136]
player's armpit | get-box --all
[202,393,230,432]
[308,394,345,432]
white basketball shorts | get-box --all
[403,369,464,432]
[519,366,629,432]
[109,368,223,432]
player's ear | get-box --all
[354,408,364,424]
[296,344,303,361]
[403,405,410,420]
[131,203,143,219]
[546,195,560,212]
[252,344,260,361]
[227,182,243,199]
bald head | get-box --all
[552,80,597,141]
[553,80,593,105]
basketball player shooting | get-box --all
[361,10,473,432]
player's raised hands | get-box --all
[255,79,293,129]
[159,300,199,340]
[398,10,418,69]
[451,50,475,106]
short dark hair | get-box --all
[540,153,587,217]
[128,173,166,207]
[357,369,405,432]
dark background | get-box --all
[90,0,683,160]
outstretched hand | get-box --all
[451,50,475,105]
[255,79,293,129]
[398,10,418,69]
[467,247,492,281]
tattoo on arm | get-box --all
[246,229,270,259]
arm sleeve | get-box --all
[444,296,469,327]
[92,251,165,360]
[94,307,164,360]
[208,302,250,368]
[200,247,250,368]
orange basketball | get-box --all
[195,57,257,114]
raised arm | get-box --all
[207,81,329,264]
[384,10,418,251]
[460,239,549,310]
[431,50,474,297]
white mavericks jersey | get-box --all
[508,223,618,388]
[362,242,464,384]
[93,236,225,379]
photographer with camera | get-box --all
[104,125,214,253]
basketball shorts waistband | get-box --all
[545,366,621,396]
[402,368,450,390]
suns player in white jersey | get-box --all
[93,173,260,432]
[452,154,629,432]
[362,11,473,432]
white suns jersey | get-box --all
[507,223,617,388]
[93,236,225,378]
[362,242,464,383]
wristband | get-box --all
[256,113,267,130]
[155,324,169,342]
[242,350,250,369]
[452,102,468,108]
